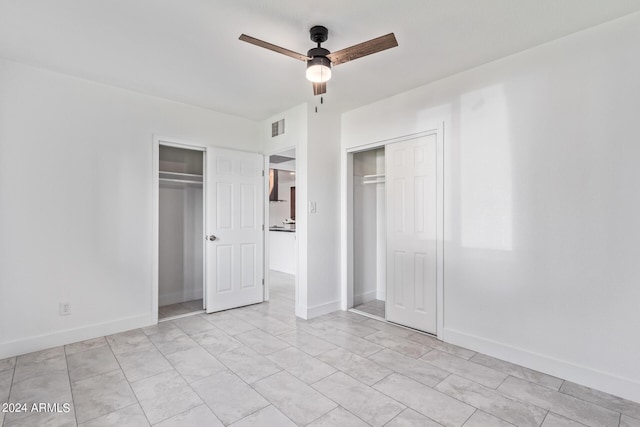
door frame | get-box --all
[263,146,297,304]
[152,136,208,324]
[343,126,445,338]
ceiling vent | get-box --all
[271,118,285,137]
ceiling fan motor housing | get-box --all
[306,47,331,83]
[309,25,329,44]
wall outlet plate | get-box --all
[59,302,71,316]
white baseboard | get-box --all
[444,328,640,403]
[159,289,203,306]
[305,300,342,320]
[0,314,154,359]
[353,290,377,306]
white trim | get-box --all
[353,290,378,306]
[263,155,271,302]
[0,314,153,359]
[435,122,445,339]
[306,300,342,320]
[158,289,204,307]
[159,311,205,323]
[444,327,640,403]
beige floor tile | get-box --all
[115,347,174,383]
[373,373,475,427]
[67,346,120,383]
[165,346,227,383]
[560,381,640,419]
[435,375,547,427]
[307,407,370,427]
[318,347,392,386]
[229,405,296,427]
[498,376,619,427]
[471,352,563,390]
[130,370,202,424]
[78,403,150,427]
[254,371,337,425]
[155,404,223,427]
[72,370,136,424]
[190,370,269,425]
[369,348,449,387]
[385,408,443,427]
[216,346,281,384]
[313,372,404,427]
[64,337,108,356]
[463,410,513,427]
[235,329,290,355]
[421,350,507,389]
[267,347,336,384]
[106,330,153,355]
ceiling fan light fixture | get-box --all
[306,56,332,83]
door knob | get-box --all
[206,235,217,241]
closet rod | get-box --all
[159,171,203,178]
[159,178,203,185]
[362,179,385,185]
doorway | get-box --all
[157,144,205,320]
[346,129,444,336]
[351,147,386,319]
[266,148,296,310]
[153,138,266,323]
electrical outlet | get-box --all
[59,302,71,316]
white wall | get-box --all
[305,108,342,317]
[261,104,342,319]
[0,59,259,358]
[261,104,308,317]
[342,12,640,402]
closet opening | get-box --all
[158,144,205,320]
[346,129,444,336]
[351,147,386,319]
[266,148,296,310]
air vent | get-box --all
[271,119,285,137]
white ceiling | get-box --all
[2,0,640,121]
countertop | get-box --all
[269,226,296,232]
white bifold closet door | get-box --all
[386,135,438,334]
[205,148,264,313]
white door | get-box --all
[386,134,438,333]
[205,148,264,313]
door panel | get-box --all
[386,135,438,333]
[206,148,263,313]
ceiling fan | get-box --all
[239,26,398,95]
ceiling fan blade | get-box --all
[239,34,310,61]
[327,33,398,66]
[313,82,327,96]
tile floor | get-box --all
[1,271,639,426]
[159,299,204,320]
[353,299,385,318]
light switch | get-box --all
[309,201,317,214]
